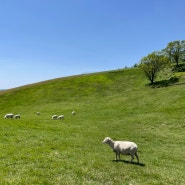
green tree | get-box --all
[139,52,169,84]
[163,40,185,67]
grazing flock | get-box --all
[4,113,20,119]
[3,111,141,163]
[3,111,76,120]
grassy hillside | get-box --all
[0,68,185,184]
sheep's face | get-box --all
[102,137,111,144]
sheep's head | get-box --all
[102,137,111,144]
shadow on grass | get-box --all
[149,77,179,88]
[112,160,145,167]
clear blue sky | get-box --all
[0,0,184,89]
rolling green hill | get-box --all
[0,68,185,184]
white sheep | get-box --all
[4,113,14,119]
[14,114,20,119]
[102,137,139,163]
[57,115,64,119]
[52,115,58,120]
[72,111,76,115]
[37,112,40,115]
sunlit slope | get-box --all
[0,69,145,113]
[0,67,185,122]
[0,68,185,184]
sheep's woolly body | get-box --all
[57,115,64,119]
[4,113,14,119]
[14,114,20,119]
[103,137,139,163]
[52,115,58,119]
[114,141,137,155]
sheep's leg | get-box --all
[118,153,121,161]
[130,155,134,163]
[116,153,118,160]
[116,153,120,161]
[135,152,139,163]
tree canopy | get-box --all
[138,40,185,84]
[163,40,185,67]
[139,52,169,84]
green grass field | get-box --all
[0,68,185,184]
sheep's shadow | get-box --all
[112,159,145,167]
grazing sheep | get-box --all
[52,115,58,120]
[37,112,40,115]
[102,137,139,163]
[14,114,20,119]
[57,115,64,119]
[72,111,76,115]
[4,113,14,119]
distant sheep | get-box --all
[14,114,20,119]
[57,115,64,120]
[52,115,58,120]
[4,113,14,119]
[72,111,76,115]
[37,112,40,115]
[102,137,139,163]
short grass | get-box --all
[0,68,185,184]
